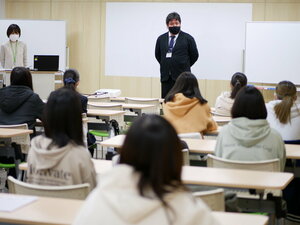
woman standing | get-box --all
[0,24,27,69]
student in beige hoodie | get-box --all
[214,72,247,116]
[163,72,217,134]
[73,115,219,225]
[26,88,96,189]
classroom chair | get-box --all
[8,176,90,200]
[125,97,160,114]
[207,154,280,172]
[0,124,30,185]
[88,96,110,102]
[193,188,225,211]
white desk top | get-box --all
[88,102,155,109]
[87,109,125,116]
[20,159,293,190]
[100,135,300,159]
[0,128,33,138]
[0,193,268,225]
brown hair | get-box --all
[274,81,296,124]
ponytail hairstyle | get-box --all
[63,69,80,91]
[274,81,297,124]
[230,72,247,99]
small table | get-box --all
[87,109,125,129]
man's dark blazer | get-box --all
[155,31,199,82]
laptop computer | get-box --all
[34,55,59,71]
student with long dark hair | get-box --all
[26,88,96,189]
[266,81,300,144]
[214,72,247,116]
[163,72,217,134]
[63,69,87,113]
[0,67,44,131]
[214,86,286,171]
[74,115,218,225]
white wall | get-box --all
[0,0,5,18]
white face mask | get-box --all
[9,34,19,42]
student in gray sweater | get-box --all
[214,86,286,171]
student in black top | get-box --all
[155,12,199,98]
[0,67,44,131]
[63,69,87,113]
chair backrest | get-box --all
[125,97,160,114]
[207,154,280,172]
[193,188,225,211]
[182,148,190,165]
[87,103,123,111]
[8,176,90,200]
[0,123,30,154]
[88,96,110,102]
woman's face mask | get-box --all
[9,34,19,42]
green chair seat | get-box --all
[0,163,16,169]
[89,130,109,137]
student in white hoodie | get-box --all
[266,81,300,144]
[214,72,247,116]
[26,88,96,189]
[215,86,286,171]
[74,115,219,225]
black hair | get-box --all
[120,114,184,215]
[10,67,33,90]
[166,12,181,25]
[231,86,267,120]
[230,72,247,99]
[7,24,21,37]
[63,69,80,91]
[165,72,207,104]
[43,88,84,148]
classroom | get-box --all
[0,0,300,225]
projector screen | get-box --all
[245,22,300,84]
[105,2,252,79]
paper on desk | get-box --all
[0,194,37,212]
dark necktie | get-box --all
[168,36,175,52]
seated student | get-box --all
[214,86,286,171]
[26,88,96,189]
[63,68,87,113]
[0,67,44,131]
[266,81,300,144]
[163,72,217,135]
[214,72,247,116]
[73,115,219,225]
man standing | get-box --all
[155,12,199,98]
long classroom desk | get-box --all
[88,102,156,116]
[99,135,300,159]
[19,159,293,191]
[0,193,268,225]
[87,109,126,129]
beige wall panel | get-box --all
[205,79,229,106]
[266,0,300,3]
[208,0,263,2]
[252,3,265,20]
[265,3,300,21]
[51,2,101,94]
[6,1,50,19]
[101,76,153,97]
[151,77,161,98]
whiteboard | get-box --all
[105,3,252,79]
[245,22,300,84]
[0,19,66,70]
